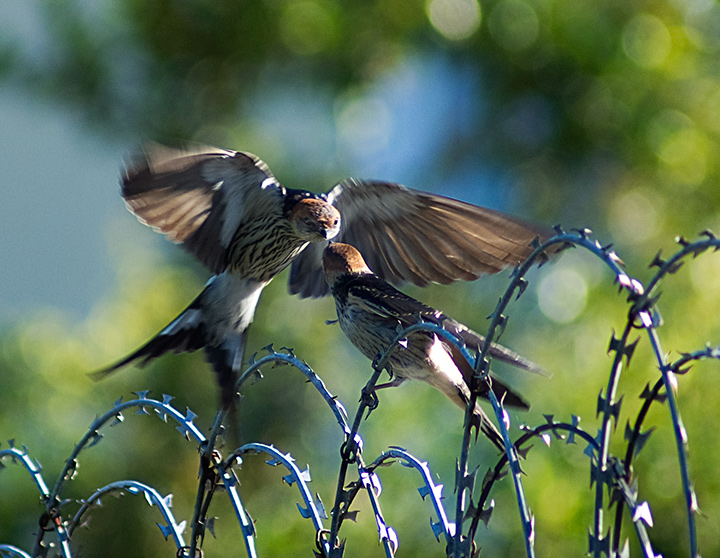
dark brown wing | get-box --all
[121,143,285,274]
[289,179,554,297]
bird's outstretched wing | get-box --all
[289,179,554,297]
[121,144,285,274]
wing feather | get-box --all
[288,241,327,297]
[388,219,469,283]
[288,179,552,297]
[121,143,285,274]
[341,275,434,318]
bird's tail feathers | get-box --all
[480,375,530,410]
[486,342,549,376]
[453,383,508,452]
[470,406,505,452]
[204,330,248,411]
[447,344,530,410]
[444,319,549,376]
[203,331,249,447]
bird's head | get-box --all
[288,198,341,242]
[322,242,372,285]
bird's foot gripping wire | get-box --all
[360,384,380,414]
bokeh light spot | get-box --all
[280,0,337,55]
[335,93,392,157]
[647,109,694,156]
[538,267,588,324]
[646,109,707,186]
[660,128,707,185]
[426,0,481,41]
[609,188,662,245]
[488,0,539,52]
[622,13,671,68]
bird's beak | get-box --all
[323,227,339,240]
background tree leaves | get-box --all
[2,0,720,556]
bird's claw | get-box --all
[360,385,380,413]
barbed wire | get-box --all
[68,480,186,546]
[1,230,719,557]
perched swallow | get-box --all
[323,242,544,450]
[97,143,553,410]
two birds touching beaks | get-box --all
[95,143,557,450]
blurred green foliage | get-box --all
[2,0,720,556]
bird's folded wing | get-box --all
[121,143,285,274]
[344,276,441,323]
[289,179,555,297]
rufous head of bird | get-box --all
[323,242,373,285]
[288,198,341,242]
